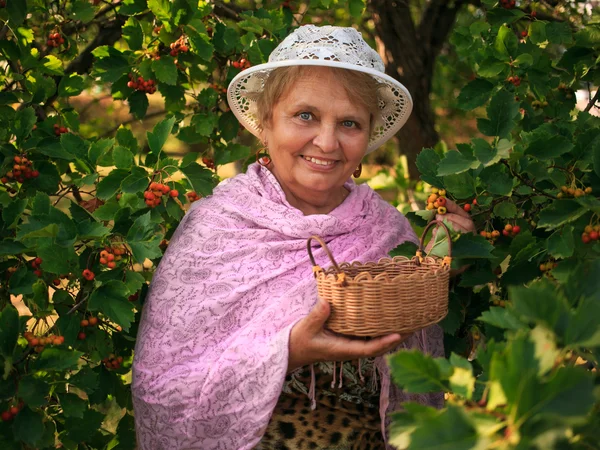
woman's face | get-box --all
[261,67,371,208]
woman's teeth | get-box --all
[303,156,335,166]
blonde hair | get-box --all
[254,66,382,132]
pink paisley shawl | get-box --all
[132,163,444,450]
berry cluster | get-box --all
[186,191,201,203]
[425,188,447,214]
[581,225,600,244]
[232,58,251,70]
[54,123,69,136]
[169,36,189,57]
[80,316,99,328]
[1,155,39,184]
[1,402,23,422]
[502,223,521,237]
[99,246,125,269]
[31,257,43,277]
[82,269,95,281]
[202,157,215,170]
[144,182,178,208]
[103,354,124,370]
[558,185,592,198]
[480,229,501,242]
[463,198,477,212]
[491,296,507,307]
[209,83,227,94]
[500,0,516,9]
[47,31,65,48]
[507,75,521,87]
[127,74,157,94]
[539,261,558,272]
[24,332,64,353]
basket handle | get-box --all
[418,220,453,257]
[307,236,342,275]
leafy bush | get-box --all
[388,2,600,448]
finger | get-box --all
[303,297,331,334]
[326,333,403,361]
[436,213,476,233]
[445,199,471,219]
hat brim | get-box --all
[227,59,413,153]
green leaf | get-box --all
[566,297,600,347]
[495,24,518,58]
[408,405,485,450]
[546,22,573,45]
[113,145,134,169]
[121,166,149,193]
[457,79,494,110]
[185,27,214,62]
[477,89,519,138]
[479,307,524,331]
[493,201,517,219]
[58,74,85,97]
[525,135,574,160]
[389,241,419,258]
[214,143,251,166]
[437,150,478,176]
[119,0,148,15]
[19,376,50,408]
[55,313,82,347]
[40,55,64,75]
[6,0,27,25]
[92,47,131,83]
[12,407,44,447]
[529,21,547,45]
[123,17,144,50]
[126,212,164,263]
[0,240,27,255]
[348,0,365,18]
[510,279,569,334]
[88,281,135,332]
[152,56,178,85]
[13,107,36,143]
[96,169,130,200]
[147,116,176,154]
[147,0,172,23]
[442,172,475,199]
[448,354,475,399]
[513,53,533,68]
[179,162,214,196]
[2,197,27,229]
[128,90,149,120]
[0,304,19,357]
[70,0,95,23]
[537,200,587,230]
[218,111,240,141]
[388,350,448,393]
[60,393,88,418]
[33,348,84,371]
[452,234,495,259]
[416,148,443,187]
[480,166,514,196]
[547,225,574,259]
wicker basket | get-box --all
[307,220,452,337]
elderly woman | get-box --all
[132,25,474,450]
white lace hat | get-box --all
[226,25,413,153]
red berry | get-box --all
[521,30,527,37]
[582,233,591,244]
[32,170,39,177]
[82,269,94,280]
[77,332,86,340]
[107,261,116,269]
[170,189,179,197]
[35,257,42,265]
[89,317,98,326]
[463,203,471,212]
[80,319,89,327]
[512,225,521,234]
[34,269,43,277]
[1,411,12,421]
[590,231,599,241]
[503,229,510,236]
[9,406,19,416]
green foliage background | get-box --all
[0,0,598,449]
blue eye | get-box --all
[342,120,357,128]
[299,112,312,120]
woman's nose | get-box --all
[312,124,339,153]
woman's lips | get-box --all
[301,155,338,170]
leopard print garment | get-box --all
[255,359,385,450]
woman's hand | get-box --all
[436,199,476,234]
[288,298,411,372]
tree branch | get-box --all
[584,88,599,113]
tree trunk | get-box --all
[369,0,466,180]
